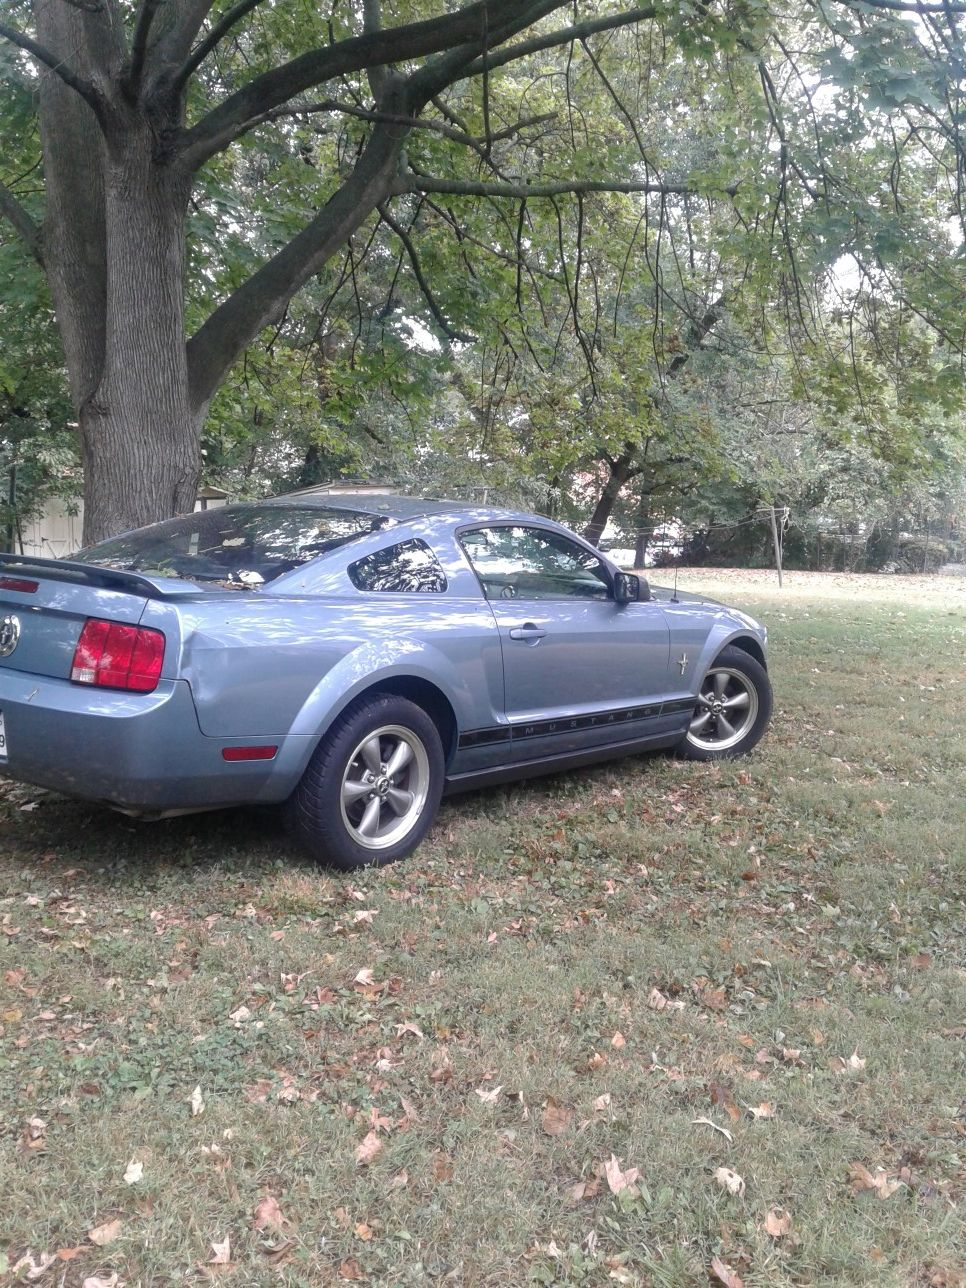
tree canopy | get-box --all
[0,0,964,545]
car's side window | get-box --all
[348,539,448,593]
[461,525,611,601]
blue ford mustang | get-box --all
[0,491,771,868]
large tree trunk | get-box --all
[583,449,638,545]
[79,137,197,543]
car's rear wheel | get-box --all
[678,646,772,761]
[285,693,444,870]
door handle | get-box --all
[508,623,547,641]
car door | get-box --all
[459,524,672,761]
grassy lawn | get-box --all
[0,570,963,1287]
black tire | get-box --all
[676,645,773,762]
[284,692,444,870]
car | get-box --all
[0,491,772,869]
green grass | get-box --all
[0,570,963,1287]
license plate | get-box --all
[0,711,7,759]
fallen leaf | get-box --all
[569,1176,601,1202]
[353,1221,374,1241]
[395,1021,424,1039]
[709,1083,741,1123]
[431,1150,454,1181]
[253,1195,289,1232]
[603,1154,640,1196]
[593,1093,612,1113]
[698,986,729,1012]
[189,1085,205,1117]
[209,1235,231,1265]
[387,1169,409,1191]
[848,1162,902,1199]
[82,1276,122,1288]
[710,1255,744,1288]
[474,1084,503,1104]
[56,1247,85,1261]
[355,1131,384,1165]
[88,1217,123,1246]
[11,1252,55,1281]
[610,1030,626,1049]
[122,1159,143,1185]
[647,987,685,1012]
[692,1116,734,1143]
[713,1166,746,1196]
[540,1099,573,1136]
[338,1258,365,1281]
[764,1206,792,1238]
[747,1101,775,1121]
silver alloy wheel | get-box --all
[686,665,759,752]
[339,724,431,851]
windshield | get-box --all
[75,505,393,586]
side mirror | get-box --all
[614,571,640,603]
[614,572,651,603]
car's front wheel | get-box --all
[285,693,444,870]
[678,646,772,761]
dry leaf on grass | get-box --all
[253,1196,289,1232]
[692,1116,734,1143]
[82,1275,122,1288]
[647,987,685,1012]
[209,1235,231,1266]
[710,1255,744,1288]
[431,1150,454,1181]
[10,1252,56,1281]
[540,1099,573,1136]
[474,1084,503,1104]
[593,1093,612,1112]
[713,1167,745,1196]
[831,1049,867,1074]
[747,1102,775,1121]
[610,1030,626,1049]
[189,1085,205,1117]
[569,1176,601,1202]
[88,1218,123,1246]
[764,1207,792,1238]
[849,1163,903,1199]
[353,1222,374,1241]
[338,1257,365,1280]
[122,1159,143,1185]
[387,1169,409,1190]
[603,1154,640,1196]
[355,1131,384,1165]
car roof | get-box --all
[260,489,522,524]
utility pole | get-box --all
[769,504,784,588]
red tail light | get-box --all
[0,577,38,593]
[70,619,165,692]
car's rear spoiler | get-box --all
[0,552,196,599]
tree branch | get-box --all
[178,0,556,170]
[0,180,43,265]
[126,0,164,94]
[364,0,387,103]
[173,0,272,90]
[457,6,657,79]
[378,202,475,342]
[257,98,555,151]
[186,109,407,410]
[834,0,966,11]
[0,21,101,111]
[393,173,737,199]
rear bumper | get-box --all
[0,671,312,810]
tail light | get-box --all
[70,619,165,692]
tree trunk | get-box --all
[79,138,197,544]
[583,451,637,545]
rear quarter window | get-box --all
[348,540,448,593]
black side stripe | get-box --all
[458,697,696,750]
